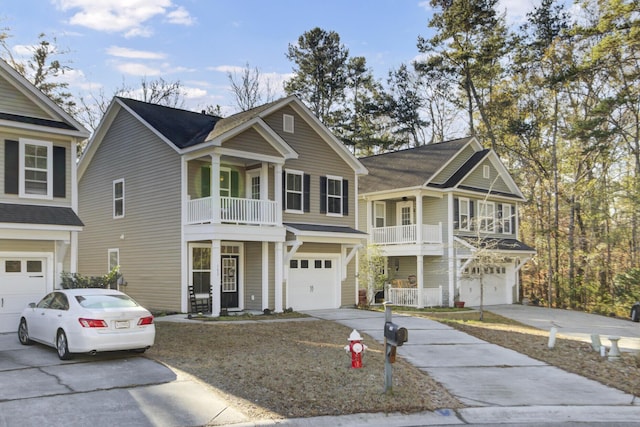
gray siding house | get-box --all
[0,58,90,332]
[77,96,367,315]
[358,137,535,307]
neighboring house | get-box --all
[358,136,535,307]
[0,59,90,333]
[77,96,367,316]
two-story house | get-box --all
[77,96,367,316]
[0,59,90,333]
[358,137,535,307]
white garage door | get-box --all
[459,265,510,307]
[0,257,48,333]
[288,256,339,311]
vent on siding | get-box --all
[283,114,294,133]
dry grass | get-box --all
[148,309,640,421]
[146,319,462,420]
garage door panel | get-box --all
[288,257,338,311]
[0,257,48,333]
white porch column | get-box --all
[210,154,221,223]
[274,241,284,312]
[415,192,423,244]
[275,163,283,224]
[447,193,456,306]
[262,241,269,311]
[260,162,269,200]
[417,255,424,308]
[70,231,78,273]
[366,199,372,237]
[211,240,221,316]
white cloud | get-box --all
[106,46,167,60]
[182,86,208,99]
[52,0,193,37]
[113,62,162,76]
[166,6,195,25]
[209,65,245,74]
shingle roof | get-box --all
[0,112,77,130]
[358,137,472,193]
[284,223,367,235]
[117,97,221,149]
[457,236,535,252]
[430,149,490,188]
[0,203,83,227]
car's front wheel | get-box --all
[18,319,33,345]
[56,330,72,360]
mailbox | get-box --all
[384,321,408,347]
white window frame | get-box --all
[483,165,490,179]
[326,175,343,216]
[500,203,513,234]
[374,201,386,228]
[113,178,125,219]
[19,138,53,199]
[283,114,294,133]
[396,200,414,225]
[458,198,470,231]
[108,248,119,272]
[219,167,231,197]
[479,201,495,233]
[285,169,304,213]
[246,169,261,200]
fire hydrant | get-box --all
[344,329,368,368]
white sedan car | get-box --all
[18,288,155,360]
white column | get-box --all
[275,163,283,224]
[211,240,221,316]
[415,192,423,244]
[274,241,284,312]
[262,241,269,311]
[447,193,456,307]
[70,231,78,273]
[366,199,372,237]
[211,154,221,223]
[417,255,424,308]
[260,162,268,200]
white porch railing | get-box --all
[186,196,279,225]
[385,285,443,307]
[371,223,442,245]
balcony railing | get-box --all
[371,223,442,245]
[187,196,279,226]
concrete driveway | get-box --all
[0,332,248,427]
[486,304,640,352]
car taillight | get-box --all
[79,318,108,328]
[138,316,154,326]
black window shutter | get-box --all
[497,203,503,233]
[511,205,516,234]
[469,200,475,230]
[53,146,66,198]
[282,171,286,208]
[320,176,327,214]
[4,140,18,194]
[453,198,459,229]
[342,179,349,215]
[303,174,310,212]
[201,166,211,197]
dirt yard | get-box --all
[147,309,640,420]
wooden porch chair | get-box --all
[188,286,212,314]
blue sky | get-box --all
[1,0,537,116]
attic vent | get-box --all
[483,165,490,179]
[283,114,294,133]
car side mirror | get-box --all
[28,303,36,308]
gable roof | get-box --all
[0,58,89,138]
[358,137,473,193]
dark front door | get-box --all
[221,255,239,309]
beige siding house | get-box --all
[77,96,367,315]
[358,137,535,308]
[0,59,90,333]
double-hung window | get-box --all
[326,175,343,215]
[285,170,303,212]
[478,201,495,233]
[374,201,386,227]
[458,198,470,231]
[20,139,52,199]
[113,179,125,218]
[498,203,514,234]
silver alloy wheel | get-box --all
[56,330,72,360]
[18,319,32,345]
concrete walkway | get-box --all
[289,308,640,426]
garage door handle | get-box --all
[1,298,3,308]
[29,275,44,278]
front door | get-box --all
[221,255,239,309]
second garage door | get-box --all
[0,257,48,333]
[288,256,339,311]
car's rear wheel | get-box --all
[130,348,147,354]
[56,330,72,360]
[18,319,33,345]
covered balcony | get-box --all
[371,223,442,245]
[187,196,279,225]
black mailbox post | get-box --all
[383,304,408,393]
[384,321,408,347]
